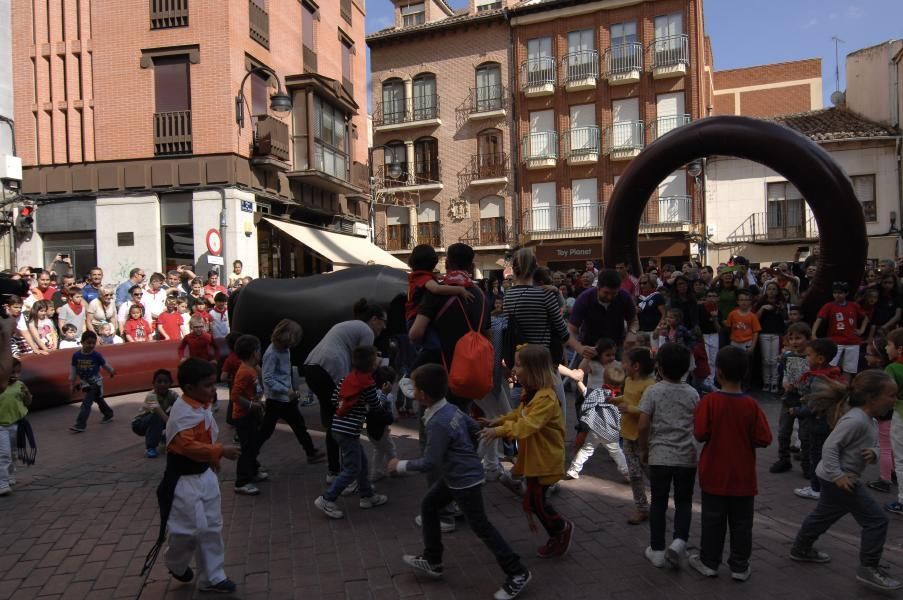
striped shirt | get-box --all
[330,378,380,437]
[502,285,570,349]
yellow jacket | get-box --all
[496,387,565,481]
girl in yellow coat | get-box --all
[480,344,572,558]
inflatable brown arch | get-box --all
[602,115,867,319]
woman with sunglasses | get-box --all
[86,284,119,336]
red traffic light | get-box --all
[19,206,33,218]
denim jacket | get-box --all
[262,345,293,402]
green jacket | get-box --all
[0,381,29,426]
[884,362,903,418]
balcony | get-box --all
[417,223,443,249]
[639,196,693,233]
[154,110,192,155]
[561,50,599,91]
[726,212,819,244]
[520,57,556,97]
[458,152,509,190]
[604,43,643,85]
[375,227,413,252]
[372,95,441,132]
[563,126,600,165]
[248,0,269,49]
[375,160,442,192]
[650,114,691,140]
[604,121,644,161]
[466,85,507,120]
[150,0,188,29]
[251,115,290,169]
[650,34,689,79]
[522,203,604,241]
[521,132,558,169]
[459,218,515,248]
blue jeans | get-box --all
[74,384,113,429]
[324,432,373,501]
[132,413,166,448]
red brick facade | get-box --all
[712,59,822,117]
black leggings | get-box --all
[303,364,339,475]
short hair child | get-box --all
[68,329,115,432]
[370,365,398,479]
[231,334,265,495]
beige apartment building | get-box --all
[368,0,514,278]
[9,0,403,281]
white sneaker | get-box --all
[665,539,687,569]
[565,470,580,480]
[645,546,665,568]
[341,480,360,496]
[731,566,751,582]
[688,554,718,577]
[234,483,260,496]
[402,554,443,578]
[398,377,416,399]
[7,477,15,486]
[314,495,345,519]
[359,493,388,509]
[794,486,821,500]
[252,471,270,482]
[415,514,456,532]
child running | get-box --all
[69,331,116,432]
[370,365,397,481]
[689,346,772,580]
[390,364,532,600]
[812,281,868,383]
[638,342,700,569]
[0,358,31,495]
[790,370,902,592]
[480,344,572,559]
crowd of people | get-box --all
[1,242,902,599]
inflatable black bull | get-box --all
[230,265,409,365]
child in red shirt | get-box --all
[157,296,183,341]
[812,281,869,381]
[690,346,772,579]
[230,335,265,496]
[123,305,152,343]
[178,316,217,362]
[191,300,214,331]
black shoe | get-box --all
[867,479,892,493]
[790,547,831,563]
[169,566,194,582]
[494,570,532,600]
[769,460,792,474]
[100,414,114,424]
[199,578,237,593]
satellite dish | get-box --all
[830,90,846,106]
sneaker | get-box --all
[341,480,359,496]
[234,484,260,496]
[688,554,718,577]
[145,448,159,458]
[885,501,903,515]
[69,425,86,433]
[665,538,686,569]
[7,477,15,486]
[402,554,443,578]
[627,510,649,525]
[314,495,345,519]
[169,566,194,583]
[545,482,560,498]
[794,486,821,500]
[769,460,792,474]
[856,565,903,591]
[565,470,579,480]
[543,520,573,558]
[536,538,555,559]
[199,578,237,594]
[252,471,270,483]
[500,471,525,496]
[414,514,456,533]
[731,566,751,582]
[645,546,666,568]
[493,570,532,600]
[307,450,327,464]
[0,486,11,497]
[444,501,464,518]
[100,415,114,424]
[359,493,388,509]
[790,547,831,563]
[867,479,892,493]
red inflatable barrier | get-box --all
[20,340,184,411]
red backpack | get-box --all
[438,291,493,400]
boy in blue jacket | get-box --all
[389,364,532,600]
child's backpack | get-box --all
[578,387,621,443]
[438,292,493,400]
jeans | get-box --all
[303,364,339,475]
[808,418,830,492]
[257,399,317,457]
[74,384,113,429]
[777,396,802,462]
[0,423,16,489]
[703,333,719,388]
[793,479,888,567]
[234,412,261,488]
[699,492,755,572]
[324,432,373,501]
[133,412,166,449]
[474,385,512,476]
[648,465,696,551]
[759,333,781,387]
[421,480,525,575]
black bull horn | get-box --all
[602,115,867,320]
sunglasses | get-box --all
[133,293,144,297]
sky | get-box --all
[364,0,903,108]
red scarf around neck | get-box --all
[335,370,374,417]
[443,270,475,287]
[67,299,83,315]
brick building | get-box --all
[368,0,515,278]
[9,0,404,281]
[711,58,823,118]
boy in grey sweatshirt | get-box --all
[790,370,902,592]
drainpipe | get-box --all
[503,7,520,244]
[216,187,228,282]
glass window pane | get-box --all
[153,56,190,112]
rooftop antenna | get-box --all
[830,35,845,106]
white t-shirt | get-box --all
[142,288,168,321]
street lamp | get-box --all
[235,66,292,129]
[368,145,403,243]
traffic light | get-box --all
[15,205,34,235]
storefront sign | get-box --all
[535,241,601,263]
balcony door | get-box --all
[412,73,436,121]
[655,92,685,137]
[567,29,595,78]
[610,21,637,72]
[381,79,405,124]
[384,141,407,185]
[654,12,683,44]
[414,137,439,183]
[531,182,556,231]
[475,63,502,112]
[572,178,598,228]
[479,196,505,245]
[527,37,553,85]
[569,104,596,154]
[417,201,440,247]
[528,109,555,157]
[767,182,805,239]
[477,129,503,178]
[612,98,640,148]
[658,171,689,222]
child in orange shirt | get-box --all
[725,289,761,354]
[231,335,266,496]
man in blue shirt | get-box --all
[115,268,146,309]
[568,268,638,354]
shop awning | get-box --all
[263,218,409,271]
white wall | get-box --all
[95,195,162,282]
[192,188,258,280]
[845,40,903,127]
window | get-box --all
[527,109,555,158]
[313,96,348,180]
[340,0,352,23]
[609,21,639,73]
[526,37,553,85]
[386,205,410,250]
[767,182,805,238]
[154,55,190,112]
[568,104,597,155]
[250,70,269,117]
[249,0,269,48]
[572,178,598,228]
[341,38,353,92]
[852,175,877,222]
[381,79,406,125]
[412,73,437,120]
[414,137,439,183]
[384,140,407,185]
[530,182,557,231]
[479,196,505,244]
[476,0,502,11]
[611,98,640,149]
[658,171,689,222]
[401,2,425,27]
[566,29,595,79]
[302,2,315,50]
[654,12,683,40]
[417,201,440,247]
[475,62,502,112]
[655,92,686,137]
[477,129,504,178]
[653,12,684,66]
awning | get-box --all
[263,218,409,271]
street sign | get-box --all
[206,228,222,256]
[241,200,254,213]
[207,255,224,266]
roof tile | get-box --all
[770,107,898,141]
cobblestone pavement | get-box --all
[0,385,901,600]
